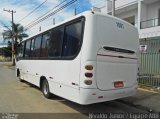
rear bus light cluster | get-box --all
[85,73,93,78]
[84,65,93,85]
[85,65,93,70]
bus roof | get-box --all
[22,10,135,42]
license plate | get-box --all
[114,81,124,88]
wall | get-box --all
[147,1,160,20]
[139,26,160,38]
[115,0,137,9]
[101,0,138,13]
[141,1,147,21]
[116,9,138,26]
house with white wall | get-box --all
[101,0,160,39]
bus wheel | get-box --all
[17,70,24,82]
[42,80,52,99]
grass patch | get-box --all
[0,55,11,62]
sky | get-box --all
[0,0,106,44]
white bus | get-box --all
[16,11,139,105]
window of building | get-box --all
[41,32,50,57]
[48,28,64,57]
[24,40,31,58]
[62,21,83,57]
[32,35,42,57]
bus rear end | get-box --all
[96,15,138,91]
[79,13,139,105]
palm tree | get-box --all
[2,22,28,65]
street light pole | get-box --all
[3,9,16,65]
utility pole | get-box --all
[112,0,115,16]
[3,9,16,65]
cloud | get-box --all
[90,0,106,8]
[0,0,98,40]
[0,0,61,35]
[26,6,76,37]
[23,0,76,36]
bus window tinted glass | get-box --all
[24,40,31,58]
[41,33,50,57]
[48,28,64,57]
[33,36,42,57]
[30,39,35,57]
[62,21,82,57]
[18,42,25,58]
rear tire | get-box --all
[42,80,52,99]
[17,70,24,82]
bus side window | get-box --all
[30,38,35,58]
[62,21,82,57]
[18,42,24,58]
[33,35,42,58]
[41,32,50,57]
[48,28,64,58]
[24,40,31,58]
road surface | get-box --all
[0,62,147,119]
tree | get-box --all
[2,22,28,65]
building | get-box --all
[101,0,160,38]
[101,0,160,88]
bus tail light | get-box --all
[85,73,93,78]
[85,65,93,70]
[84,80,92,85]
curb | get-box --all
[118,99,154,113]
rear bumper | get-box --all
[79,85,137,105]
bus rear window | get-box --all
[103,46,135,54]
[62,21,83,57]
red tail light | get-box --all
[85,73,93,78]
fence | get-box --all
[140,18,160,29]
[138,38,160,88]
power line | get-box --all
[25,0,77,30]
[25,0,67,28]
[27,0,77,29]
[18,0,48,23]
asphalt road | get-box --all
[0,62,147,118]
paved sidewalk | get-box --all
[121,88,160,112]
[0,62,14,69]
